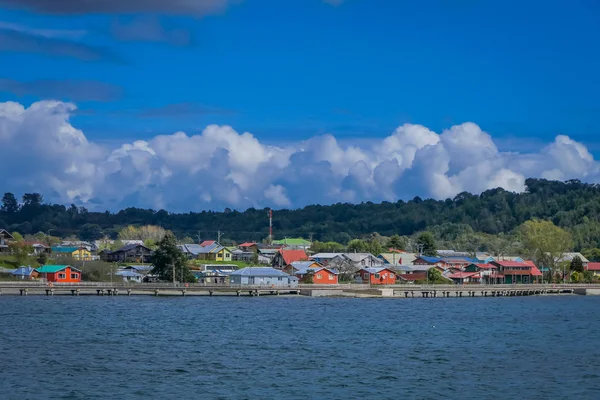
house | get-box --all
[355,267,397,285]
[397,272,427,282]
[448,271,481,284]
[413,256,446,268]
[272,249,308,269]
[12,266,38,280]
[284,260,323,275]
[188,242,233,262]
[474,252,496,263]
[177,244,205,258]
[585,262,600,277]
[102,244,153,263]
[36,265,82,283]
[490,260,542,284]
[378,252,417,266]
[25,242,51,255]
[494,256,524,262]
[272,238,311,250]
[60,241,97,252]
[295,265,338,284]
[464,263,497,284]
[121,265,154,274]
[310,253,344,265]
[115,269,145,283]
[200,240,216,247]
[441,256,479,270]
[556,252,589,267]
[51,246,93,261]
[0,229,14,253]
[238,242,259,252]
[229,267,299,287]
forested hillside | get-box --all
[2,178,600,250]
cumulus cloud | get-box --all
[1,100,599,212]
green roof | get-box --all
[272,238,311,246]
[36,265,80,273]
[52,246,79,253]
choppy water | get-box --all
[1,296,600,399]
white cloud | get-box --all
[1,100,599,211]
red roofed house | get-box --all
[356,267,397,285]
[490,260,542,284]
[200,240,216,247]
[238,242,258,252]
[585,262,600,277]
[271,249,308,269]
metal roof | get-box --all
[115,270,144,277]
[36,265,81,273]
[12,266,35,276]
[230,267,294,277]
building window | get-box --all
[374,273,381,279]
[361,260,365,265]
[316,274,322,279]
[71,273,78,279]
[389,273,395,279]
[329,274,334,280]
[58,273,66,279]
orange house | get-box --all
[356,267,397,285]
[293,263,339,284]
[36,265,82,283]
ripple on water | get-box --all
[1,296,600,399]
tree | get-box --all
[11,232,24,242]
[346,239,368,253]
[310,241,345,253]
[570,256,584,273]
[427,268,442,283]
[582,248,600,262]
[520,219,573,280]
[22,193,43,207]
[570,271,582,283]
[385,235,407,251]
[583,270,595,283]
[152,232,195,283]
[179,236,195,244]
[416,232,436,256]
[79,224,103,242]
[37,252,48,265]
[118,225,166,242]
[301,270,314,284]
[1,193,19,213]
[9,242,32,266]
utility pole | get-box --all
[172,263,176,287]
[217,230,224,243]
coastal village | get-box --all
[1,228,598,288]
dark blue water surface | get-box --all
[1,296,600,399]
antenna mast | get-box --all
[268,209,273,244]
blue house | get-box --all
[229,267,299,287]
[12,266,37,280]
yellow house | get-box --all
[52,246,93,261]
[212,246,232,262]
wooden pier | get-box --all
[0,283,595,298]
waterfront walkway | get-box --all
[0,282,598,297]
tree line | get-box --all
[3,178,600,252]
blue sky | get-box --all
[1,0,599,148]
[0,0,600,211]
